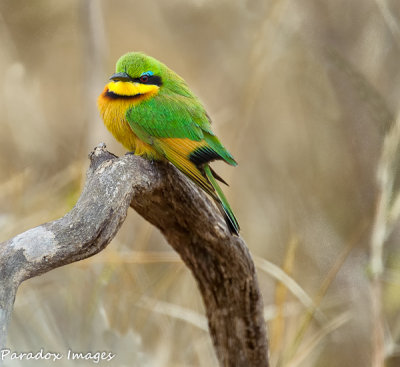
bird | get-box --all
[97,52,240,235]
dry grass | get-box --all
[1,0,400,366]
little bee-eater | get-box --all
[98,52,240,235]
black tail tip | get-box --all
[223,213,240,236]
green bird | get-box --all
[98,52,240,235]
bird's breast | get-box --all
[97,87,161,158]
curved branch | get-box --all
[0,144,269,367]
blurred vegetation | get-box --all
[1,0,400,366]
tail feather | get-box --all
[210,167,229,186]
[204,165,240,235]
[156,139,240,235]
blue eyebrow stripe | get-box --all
[140,71,154,77]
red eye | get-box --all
[140,75,149,83]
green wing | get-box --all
[126,93,236,165]
[126,94,207,139]
[126,92,239,235]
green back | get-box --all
[117,52,236,165]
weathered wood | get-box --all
[0,144,269,367]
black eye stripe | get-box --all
[133,75,162,86]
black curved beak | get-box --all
[109,72,132,82]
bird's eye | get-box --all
[140,75,149,83]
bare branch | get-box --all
[0,144,269,367]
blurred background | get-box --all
[1,0,400,366]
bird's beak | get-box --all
[109,72,132,82]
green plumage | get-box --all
[114,52,240,235]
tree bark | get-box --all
[0,144,269,367]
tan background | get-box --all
[1,0,400,366]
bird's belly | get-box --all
[98,95,161,159]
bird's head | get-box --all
[104,52,192,102]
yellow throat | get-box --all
[97,81,162,158]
